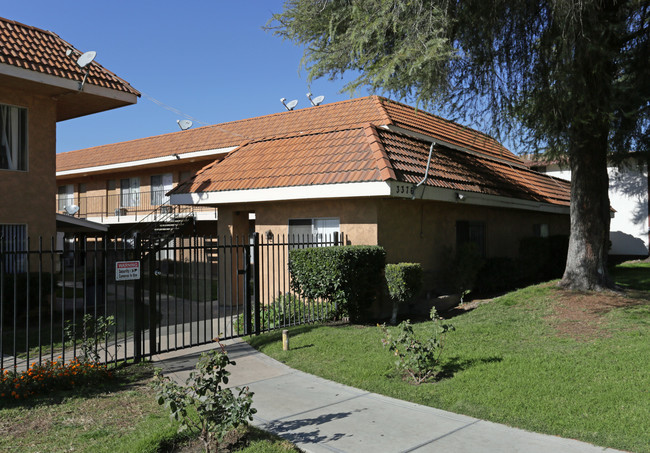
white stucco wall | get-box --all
[543,162,649,256]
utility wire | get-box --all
[140,92,251,141]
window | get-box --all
[58,184,74,211]
[0,224,27,272]
[534,223,549,238]
[120,177,140,207]
[456,220,486,257]
[0,104,28,171]
[288,217,340,248]
[151,173,173,205]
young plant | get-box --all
[64,314,116,363]
[153,344,256,453]
[379,308,454,384]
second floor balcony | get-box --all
[56,190,217,224]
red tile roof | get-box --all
[0,17,139,96]
[57,95,521,172]
[173,125,571,207]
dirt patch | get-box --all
[547,288,648,340]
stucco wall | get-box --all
[543,163,649,257]
[376,198,569,291]
[0,87,57,241]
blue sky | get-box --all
[4,1,377,153]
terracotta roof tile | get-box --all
[172,124,570,208]
[0,17,139,96]
[377,129,570,206]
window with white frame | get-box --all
[58,184,74,211]
[0,104,28,171]
[0,224,27,272]
[120,177,140,207]
[288,217,340,247]
[151,173,173,205]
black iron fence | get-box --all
[0,232,343,372]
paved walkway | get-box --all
[152,339,623,453]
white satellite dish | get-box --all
[280,98,298,111]
[76,51,96,69]
[64,205,80,215]
[307,92,325,106]
[177,119,193,131]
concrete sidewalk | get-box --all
[152,339,622,453]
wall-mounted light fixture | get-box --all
[456,192,465,201]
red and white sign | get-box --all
[116,260,140,281]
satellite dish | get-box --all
[280,98,298,111]
[307,92,325,106]
[76,51,96,69]
[64,205,80,215]
[177,119,193,131]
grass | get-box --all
[0,361,299,452]
[247,263,650,453]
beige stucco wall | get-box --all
[376,198,569,291]
[213,197,569,304]
[0,86,57,241]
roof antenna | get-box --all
[280,97,298,111]
[306,92,325,106]
[177,119,193,130]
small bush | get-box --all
[442,243,484,299]
[379,308,454,385]
[474,257,520,294]
[235,293,336,334]
[385,263,422,324]
[153,345,256,453]
[289,246,386,323]
[519,235,569,283]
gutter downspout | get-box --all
[412,141,436,200]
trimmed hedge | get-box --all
[385,263,422,324]
[288,246,386,323]
[385,263,423,305]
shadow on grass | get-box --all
[437,355,503,380]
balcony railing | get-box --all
[56,191,217,222]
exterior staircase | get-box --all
[122,201,194,258]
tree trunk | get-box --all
[560,131,612,291]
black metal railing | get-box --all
[0,232,344,372]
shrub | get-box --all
[153,345,256,453]
[385,263,422,324]
[474,257,520,295]
[442,243,484,300]
[379,307,454,385]
[289,245,386,323]
[519,235,569,283]
[235,293,337,334]
[64,314,116,363]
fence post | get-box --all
[253,233,261,336]
[148,247,157,357]
[243,236,252,336]
[133,233,142,363]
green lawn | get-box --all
[0,362,299,453]
[247,263,650,453]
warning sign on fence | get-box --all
[116,261,140,281]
